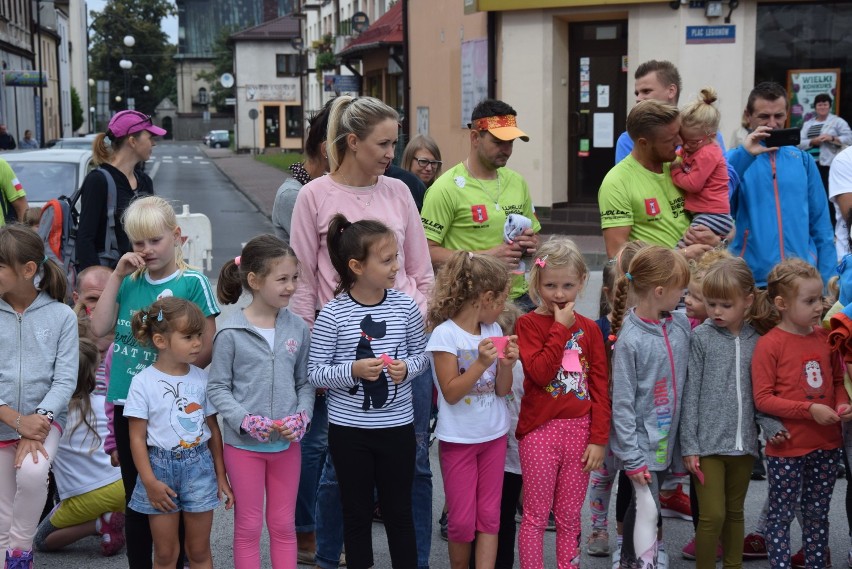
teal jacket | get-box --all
[728,144,834,286]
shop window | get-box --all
[756,3,852,127]
[286,105,303,138]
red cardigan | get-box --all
[515,311,611,444]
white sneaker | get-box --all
[657,543,668,569]
[612,543,622,569]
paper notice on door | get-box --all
[597,85,610,108]
[593,113,614,148]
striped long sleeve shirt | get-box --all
[308,289,429,428]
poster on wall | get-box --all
[461,38,489,128]
[786,68,841,128]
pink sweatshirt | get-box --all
[670,141,730,215]
[289,174,434,327]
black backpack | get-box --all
[39,168,119,297]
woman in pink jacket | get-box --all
[288,95,434,569]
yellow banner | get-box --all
[475,0,668,10]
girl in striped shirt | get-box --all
[308,213,429,569]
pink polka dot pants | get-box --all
[518,415,591,569]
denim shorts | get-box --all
[129,443,220,514]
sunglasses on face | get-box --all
[414,157,442,169]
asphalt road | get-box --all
[33,153,852,567]
[148,141,275,277]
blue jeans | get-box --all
[315,366,433,569]
[296,393,329,533]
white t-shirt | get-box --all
[426,320,509,444]
[254,326,276,351]
[52,394,122,500]
[829,146,852,259]
[124,365,216,450]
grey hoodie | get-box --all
[0,292,78,439]
[680,321,785,458]
[611,308,690,474]
[207,307,315,447]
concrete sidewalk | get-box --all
[200,145,608,265]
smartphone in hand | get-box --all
[764,127,800,148]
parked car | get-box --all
[3,149,95,208]
[45,135,98,150]
[205,130,230,148]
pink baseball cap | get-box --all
[107,110,167,138]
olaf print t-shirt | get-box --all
[124,364,216,450]
[427,319,510,444]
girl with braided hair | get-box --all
[426,250,518,569]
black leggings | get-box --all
[114,405,185,569]
[329,422,416,569]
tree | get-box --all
[88,0,177,116]
[195,26,238,113]
[70,87,84,132]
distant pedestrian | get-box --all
[0,123,16,150]
[19,130,39,149]
[426,251,518,569]
[207,235,315,568]
[515,238,611,568]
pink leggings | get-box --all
[0,427,61,551]
[224,443,301,569]
[518,416,591,569]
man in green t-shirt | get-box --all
[421,99,540,309]
[0,158,29,226]
[598,100,711,260]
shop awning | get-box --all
[337,1,402,60]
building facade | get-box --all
[408,0,852,215]
[231,16,302,152]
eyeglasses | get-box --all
[414,157,442,169]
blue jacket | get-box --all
[727,145,834,287]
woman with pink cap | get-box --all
[76,110,167,272]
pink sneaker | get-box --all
[681,536,722,561]
[98,512,126,557]
[4,549,33,569]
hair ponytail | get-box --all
[39,257,68,302]
[216,234,296,305]
[327,213,393,296]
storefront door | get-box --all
[567,20,628,204]
[263,105,280,148]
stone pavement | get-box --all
[200,146,608,262]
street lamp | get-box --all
[123,35,136,48]
[119,59,133,109]
[89,106,96,132]
[88,78,96,132]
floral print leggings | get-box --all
[765,449,840,569]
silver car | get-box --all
[2,148,95,208]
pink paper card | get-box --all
[489,336,509,358]
[694,468,705,486]
[380,353,394,367]
[562,349,582,372]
